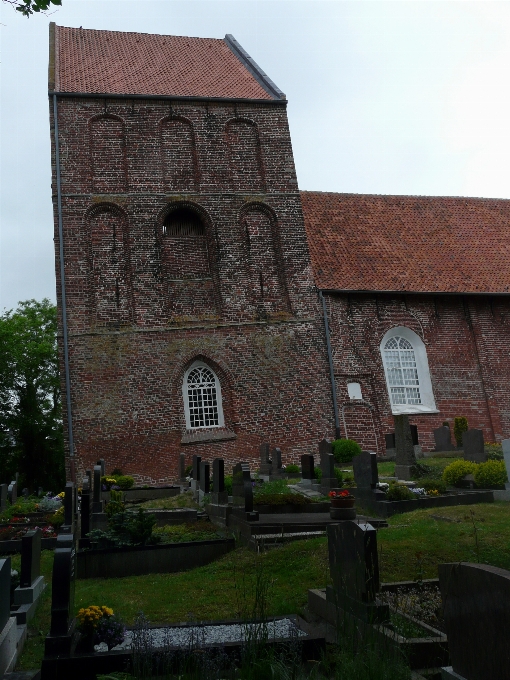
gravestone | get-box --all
[96,458,106,477]
[14,529,45,607]
[384,432,396,459]
[326,521,388,623]
[259,443,272,475]
[502,439,510,491]
[394,415,416,480]
[7,481,16,506]
[410,424,423,458]
[434,426,452,452]
[319,438,332,457]
[301,454,315,480]
[46,536,76,655]
[22,488,29,498]
[199,461,210,494]
[232,462,258,521]
[179,453,186,482]
[85,469,92,491]
[63,482,74,529]
[212,458,228,504]
[463,429,486,463]
[353,451,378,489]
[80,480,91,543]
[271,448,283,476]
[439,562,510,680]
[190,455,201,497]
[92,465,103,513]
[0,485,7,513]
[320,451,337,493]
[0,557,16,677]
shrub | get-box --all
[254,479,288,499]
[454,417,468,448]
[314,467,322,482]
[411,463,442,480]
[442,459,477,487]
[37,496,62,513]
[224,475,233,496]
[474,460,508,488]
[185,465,193,478]
[113,475,134,490]
[334,467,343,486]
[111,468,123,476]
[153,520,219,544]
[285,464,300,474]
[420,479,448,495]
[386,484,415,501]
[332,439,362,464]
[485,443,503,461]
[253,493,310,506]
[106,490,125,518]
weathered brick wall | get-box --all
[50,97,334,482]
[325,293,510,453]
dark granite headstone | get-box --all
[8,481,17,505]
[179,453,186,481]
[192,455,201,481]
[259,443,272,475]
[0,558,11,632]
[463,429,486,463]
[38,487,44,497]
[199,461,210,493]
[80,484,91,540]
[301,454,315,480]
[271,448,282,474]
[232,462,253,513]
[49,542,76,639]
[96,459,105,477]
[394,414,416,480]
[212,459,225,493]
[64,482,74,527]
[85,469,92,491]
[327,521,380,603]
[434,426,452,452]
[92,465,103,513]
[384,433,396,450]
[353,452,378,489]
[503,439,510,491]
[320,452,335,479]
[439,562,510,680]
[0,485,7,513]
[410,424,419,446]
[22,487,29,498]
[319,438,332,456]
[20,528,41,588]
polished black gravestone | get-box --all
[212,459,228,504]
[259,443,272,475]
[439,562,510,680]
[64,482,74,528]
[80,481,91,545]
[385,433,396,450]
[20,529,41,588]
[326,521,388,623]
[92,465,103,513]
[232,463,258,521]
[271,448,283,476]
[301,454,315,479]
[434,426,452,452]
[410,424,419,446]
[0,557,11,632]
[0,485,7,513]
[320,450,337,492]
[199,461,210,494]
[394,414,416,480]
[463,429,486,463]
[7,481,17,506]
[319,438,332,456]
[46,535,76,655]
[353,451,378,489]
[96,458,106,477]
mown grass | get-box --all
[139,491,199,510]
[16,501,510,672]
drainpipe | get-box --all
[319,290,341,439]
[53,94,75,481]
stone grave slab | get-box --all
[0,557,16,677]
[46,537,76,655]
[0,558,11,633]
[212,459,228,504]
[14,528,45,607]
[92,465,103,513]
[320,452,337,492]
[199,461,210,494]
[463,429,486,463]
[434,426,452,452]
[394,415,416,480]
[96,458,105,477]
[353,451,378,489]
[64,482,74,527]
[259,443,272,475]
[301,454,314,480]
[0,486,7,513]
[232,463,258,521]
[439,562,510,680]
[271,448,283,476]
[7,482,16,506]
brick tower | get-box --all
[49,24,333,482]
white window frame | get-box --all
[380,326,437,415]
[182,361,225,430]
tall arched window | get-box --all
[380,327,437,414]
[183,362,224,430]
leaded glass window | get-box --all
[186,365,221,429]
[383,336,422,406]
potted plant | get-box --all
[76,605,125,653]
[329,489,355,508]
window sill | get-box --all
[390,407,439,415]
[181,428,237,445]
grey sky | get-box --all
[1,1,510,312]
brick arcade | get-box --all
[49,24,510,482]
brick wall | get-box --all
[50,96,334,482]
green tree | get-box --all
[2,0,61,17]
[0,299,64,492]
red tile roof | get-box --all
[53,25,273,100]
[301,191,510,295]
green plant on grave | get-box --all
[224,474,233,496]
[385,483,414,501]
[419,479,448,495]
[89,508,159,548]
[105,489,126,518]
[314,466,322,482]
[485,442,503,460]
[442,459,477,487]
[284,464,300,474]
[101,475,135,491]
[334,467,343,486]
[332,438,362,464]
[453,417,469,448]
[411,462,442,480]
[473,460,508,488]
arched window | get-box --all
[380,327,437,414]
[183,362,224,430]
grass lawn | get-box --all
[139,491,199,510]
[16,501,510,672]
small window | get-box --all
[380,327,437,415]
[347,382,363,400]
[183,362,224,430]
[164,208,204,237]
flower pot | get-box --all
[330,498,355,509]
[330,506,357,520]
[77,632,96,653]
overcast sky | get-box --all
[2,1,510,312]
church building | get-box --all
[49,24,510,482]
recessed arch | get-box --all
[159,115,199,191]
[225,118,265,192]
[89,114,128,193]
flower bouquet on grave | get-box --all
[77,605,125,652]
[328,489,355,508]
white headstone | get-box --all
[502,439,510,491]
